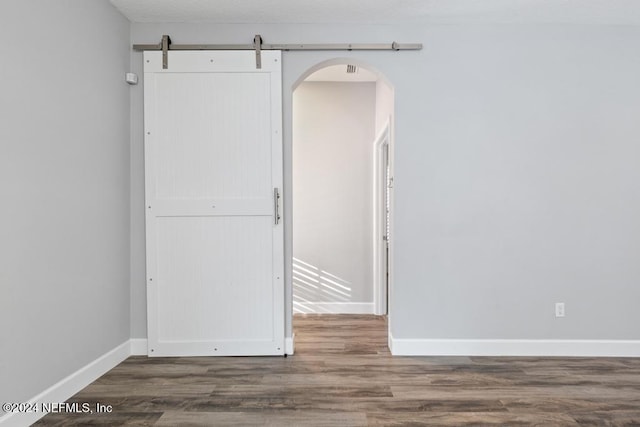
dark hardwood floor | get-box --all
[36,314,640,425]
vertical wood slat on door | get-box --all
[144,51,284,356]
[154,73,271,201]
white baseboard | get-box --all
[293,302,374,314]
[285,334,295,355]
[0,341,130,427]
[130,338,148,356]
[389,334,640,357]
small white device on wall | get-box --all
[125,72,138,85]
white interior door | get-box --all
[144,50,284,356]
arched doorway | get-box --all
[291,59,394,342]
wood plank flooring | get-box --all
[35,314,640,426]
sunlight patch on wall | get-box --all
[293,257,353,313]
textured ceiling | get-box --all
[110,0,640,25]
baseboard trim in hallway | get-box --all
[293,302,374,314]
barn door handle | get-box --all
[274,188,281,225]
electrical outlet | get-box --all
[555,302,565,318]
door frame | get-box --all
[373,118,392,315]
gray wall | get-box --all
[130,23,640,342]
[293,82,376,310]
[0,0,130,404]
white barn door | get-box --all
[144,51,284,356]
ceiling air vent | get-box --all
[346,64,357,74]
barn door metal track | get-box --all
[133,34,422,69]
